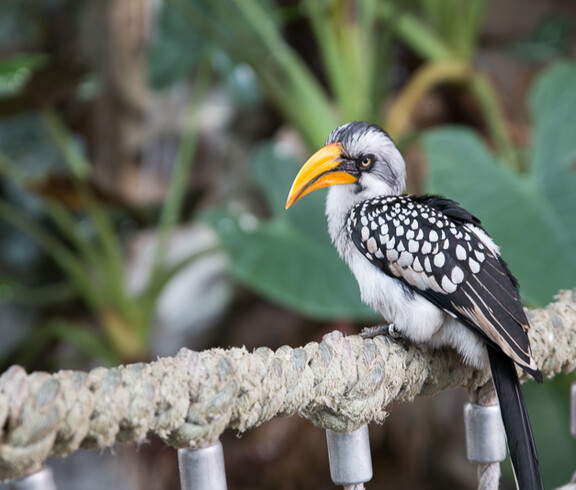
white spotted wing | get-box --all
[347,195,540,379]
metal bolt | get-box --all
[326,424,373,486]
[464,403,507,463]
[178,441,227,490]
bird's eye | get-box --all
[360,157,372,167]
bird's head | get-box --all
[286,121,407,209]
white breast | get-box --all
[327,186,445,340]
[325,186,488,369]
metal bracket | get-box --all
[178,441,227,490]
[6,466,57,490]
[464,403,507,464]
[326,424,373,486]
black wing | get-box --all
[348,194,541,380]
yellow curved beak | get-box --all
[285,142,357,209]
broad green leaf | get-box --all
[529,62,576,247]
[251,142,332,245]
[207,210,375,320]
[522,376,576,489]
[0,112,65,181]
[424,63,576,306]
[147,2,206,90]
[424,61,576,490]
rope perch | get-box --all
[1,289,575,480]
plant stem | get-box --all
[151,60,209,277]
[43,109,136,335]
[168,0,336,148]
[0,200,102,312]
[469,73,518,170]
[41,109,91,180]
[233,0,337,145]
[0,280,76,307]
[141,57,210,348]
[379,2,451,61]
[386,59,470,138]
[386,61,517,170]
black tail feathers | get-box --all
[487,345,543,490]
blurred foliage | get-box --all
[208,61,576,320]
[159,0,504,154]
[0,0,44,48]
[409,0,486,60]
[207,143,376,320]
[0,112,64,177]
[0,54,46,96]
[522,374,575,489]
[425,62,576,307]
[380,0,516,169]
[0,119,137,363]
[424,61,576,489]
[0,65,212,365]
[163,0,395,147]
[148,7,262,106]
[147,2,205,90]
[511,15,573,62]
[0,0,574,487]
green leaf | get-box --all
[0,112,65,181]
[251,142,331,245]
[529,61,576,241]
[522,375,576,489]
[15,319,120,367]
[47,320,120,365]
[0,280,75,307]
[42,109,91,180]
[424,59,576,490]
[423,63,576,306]
[208,211,375,320]
[147,1,206,90]
[0,53,45,96]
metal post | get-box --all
[564,383,576,488]
[326,424,373,487]
[6,466,57,490]
[464,403,506,464]
[570,383,576,440]
[178,441,227,490]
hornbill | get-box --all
[285,121,543,489]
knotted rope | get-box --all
[469,383,501,490]
[1,289,575,480]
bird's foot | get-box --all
[360,323,410,350]
[360,323,402,339]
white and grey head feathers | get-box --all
[326,121,407,198]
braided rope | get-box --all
[477,463,501,490]
[469,383,502,490]
[1,289,575,480]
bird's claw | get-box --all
[360,323,401,339]
[360,323,410,350]
[360,324,387,339]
